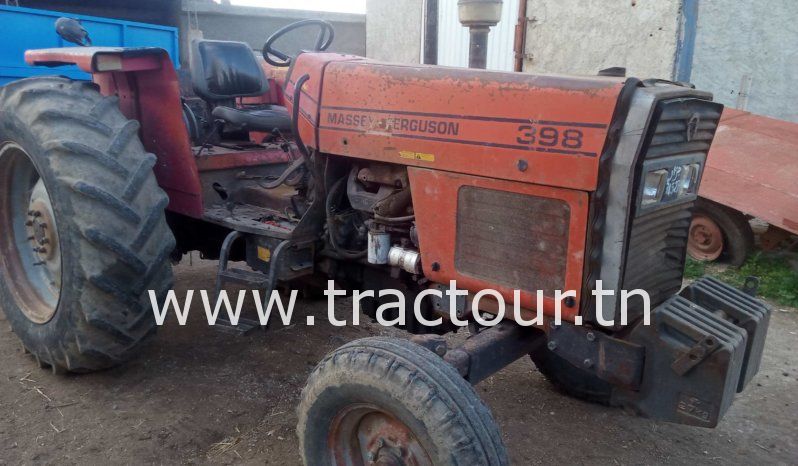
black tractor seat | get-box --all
[191,39,292,135]
[212,105,292,133]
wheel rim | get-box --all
[0,143,62,324]
[687,214,724,261]
[329,404,433,466]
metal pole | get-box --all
[513,0,528,72]
[458,0,503,70]
[468,26,490,69]
[423,0,439,65]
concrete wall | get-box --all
[367,0,798,122]
[363,0,682,77]
[690,0,798,122]
[521,0,681,78]
[366,0,423,63]
[180,1,365,67]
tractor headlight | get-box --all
[680,163,701,195]
[642,169,668,206]
[638,161,703,212]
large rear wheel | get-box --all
[0,77,174,373]
[297,337,508,465]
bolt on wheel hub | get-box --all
[27,202,56,260]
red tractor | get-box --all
[0,18,772,465]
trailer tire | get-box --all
[0,77,174,373]
[689,198,753,266]
[297,337,508,466]
[530,345,614,405]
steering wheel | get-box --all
[262,19,335,67]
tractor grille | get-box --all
[455,187,570,295]
[622,204,694,312]
[644,98,721,160]
[621,98,722,318]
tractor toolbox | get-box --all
[617,277,772,427]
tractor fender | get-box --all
[24,47,204,218]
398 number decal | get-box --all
[516,125,584,150]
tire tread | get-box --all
[0,77,173,372]
[298,337,509,466]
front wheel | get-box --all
[297,337,508,466]
[0,77,174,373]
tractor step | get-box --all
[212,316,263,336]
[215,267,270,335]
[218,268,271,288]
[211,231,313,336]
[212,231,275,335]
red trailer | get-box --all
[690,109,798,265]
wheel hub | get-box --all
[688,215,723,261]
[0,143,62,324]
[367,435,410,466]
[26,180,61,291]
[329,404,433,466]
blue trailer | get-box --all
[0,5,179,85]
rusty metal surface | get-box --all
[27,46,205,218]
[701,109,798,234]
[203,204,295,239]
[98,61,203,218]
[544,322,644,390]
[329,404,433,466]
[409,168,589,321]
[438,321,546,384]
[455,186,569,294]
[194,146,291,172]
[25,47,163,73]
[759,225,793,250]
[293,53,625,191]
[283,53,360,151]
[688,214,724,260]
[513,0,528,72]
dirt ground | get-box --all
[1,259,796,465]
